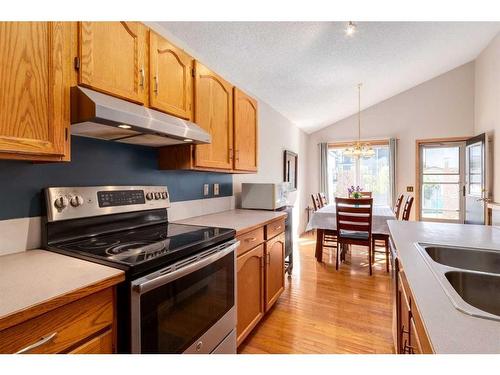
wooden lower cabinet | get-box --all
[0,287,117,354]
[236,218,286,347]
[395,268,433,354]
[236,244,265,346]
[265,232,285,312]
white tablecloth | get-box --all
[306,205,396,235]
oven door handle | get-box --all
[132,241,239,295]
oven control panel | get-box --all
[45,186,170,222]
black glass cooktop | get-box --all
[55,223,234,267]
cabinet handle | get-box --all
[16,332,57,354]
[154,76,159,95]
[235,150,240,162]
[266,253,271,265]
[139,68,145,88]
[274,225,282,231]
[245,237,257,242]
[229,148,233,160]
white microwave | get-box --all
[241,183,289,210]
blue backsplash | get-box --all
[0,136,232,221]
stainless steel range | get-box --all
[42,185,238,354]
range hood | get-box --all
[71,86,211,147]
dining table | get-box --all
[306,204,396,262]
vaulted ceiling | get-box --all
[157,22,500,133]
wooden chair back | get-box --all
[318,192,328,207]
[402,196,414,221]
[311,194,321,211]
[394,194,404,220]
[335,197,373,241]
[359,191,372,198]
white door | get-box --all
[465,133,488,224]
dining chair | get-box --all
[311,194,321,211]
[335,197,374,275]
[402,196,414,221]
[359,191,372,198]
[371,194,405,272]
[318,192,328,207]
[394,194,404,220]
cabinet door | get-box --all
[79,22,147,104]
[194,61,233,170]
[0,22,70,159]
[398,272,411,354]
[233,88,258,171]
[69,330,113,354]
[236,244,265,346]
[149,31,193,120]
[264,233,285,311]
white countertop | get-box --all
[0,249,124,328]
[388,221,500,353]
[175,209,287,235]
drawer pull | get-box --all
[274,225,282,231]
[245,237,257,242]
[16,332,57,354]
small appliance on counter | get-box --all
[240,182,294,275]
[42,185,238,354]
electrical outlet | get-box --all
[214,183,220,196]
[203,184,209,196]
[406,186,414,192]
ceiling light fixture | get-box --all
[344,83,375,158]
[345,21,357,36]
[118,124,132,129]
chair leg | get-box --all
[335,242,339,271]
[368,241,372,276]
[385,238,389,273]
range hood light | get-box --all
[118,124,132,129]
[183,138,193,142]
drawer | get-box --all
[237,227,265,256]
[0,288,114,354]
[265,218,285,240]
[69,329,113,354]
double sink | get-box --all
[416,243,500,321]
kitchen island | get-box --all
[389,220,500,354]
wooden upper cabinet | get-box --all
[78,22,147,104]
[0,22,70,161]
[265,232,285,311]
[233,88,258,172]
[194,61,233,170]
[149,31,193,120]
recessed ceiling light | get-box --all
[345,21,357,36]
[183,138,193,142]
[118,124,132,129]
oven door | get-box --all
[130,240,238,354]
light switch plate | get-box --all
[406,186,414,192]
[213,183,220,196]
[203,184,209,196]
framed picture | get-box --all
[283,150,298,191]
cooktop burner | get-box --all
[55,223,233,267]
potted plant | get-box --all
[348,185,363,199]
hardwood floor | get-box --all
[238,234,394,354]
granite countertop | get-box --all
[0,249,125,330]
[175,209,287,236]
[388,220,500,353]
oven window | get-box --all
[139,251,234,353]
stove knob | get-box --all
[54,196,68,209]
[70,195,84,207]
[161,192,167,199]
[154,192,161,200]
[146,192,154,200]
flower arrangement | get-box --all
[348,185,363,199]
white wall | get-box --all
[308,62,476,220]
[233,101,310,236]
[474,33,500,201]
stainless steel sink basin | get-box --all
[424,245,500,274]
[445,271,500,317]
[416,242,500,321]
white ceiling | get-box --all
[156,22,500,134]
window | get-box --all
[327,143,390,206]
[419,143,464,222]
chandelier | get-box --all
[344,83,375,158]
